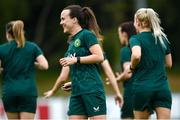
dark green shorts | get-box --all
[68,91,106,117]
[121,94,134,118]
[2,95,37,113]
[133,89,172,113]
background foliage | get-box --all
[0,0,179,95]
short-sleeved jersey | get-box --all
[120,46,134,94]
[64,29,104,96]
[129,32,171,92]
[0,40,43,96]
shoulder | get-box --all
[82,29,95,37]
[0,41,15,48]
[25,41,39,47]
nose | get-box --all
[60,20,63,25]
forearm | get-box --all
[51,66,69,93]
[109,77,121,95]
[79,54,104,64]
[130,54,140,69]
[51,76,67,93]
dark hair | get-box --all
[63,5,103,41]
[119,21,136,40]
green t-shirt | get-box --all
[0,40,43,96]
[129,32,171,92]
[120,46,134,95]
[64,29,104,96]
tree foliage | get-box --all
[0,0,179,69]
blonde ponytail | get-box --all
[13,20,25,48]
[135,8,169,48]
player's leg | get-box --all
[6,112,20,119]
[69,115,87,120]
[154,89,172,119]
[155,107,171,119]
[82,91,106,119]
[134,109,150,119]
[18,96,37,119]
[68,95,88,119]
[2,95,20,119]
[20,112,35,119]
[133,91,153,119]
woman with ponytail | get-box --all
[0,20,48,119]
[44,5,123,119]
[125,8,172,119]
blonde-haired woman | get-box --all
[0,20,48,119]
[127,8,172,119]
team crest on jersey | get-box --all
[74,39,81,47]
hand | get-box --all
[61,82,72,92]
[115,72,121,81]
[60,54,77,67]
[43,90,55,99]
[114,93,124,107]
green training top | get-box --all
[64,29,104,96]
[120,46,134,95]
[129,32,171,92]
[0,40,43,96]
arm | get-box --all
[116,62,132,83]
[44,66,70,98]
[60,44,104,66]
[130,46,141,70]
[80,44,104,63]
[35,55,49,70]
[101,60,123,107]
[165,53,172,69]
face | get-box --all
[60,9,74,34]
[118,27,128,46]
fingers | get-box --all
[115,96,124,108]
[43,91,52,99]
[115,72,120,76]
[60,58,68,66]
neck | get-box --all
[139,28,151,33]
[70,25,82,36]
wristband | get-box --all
[77,57,80,64]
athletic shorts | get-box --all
[133,89,172,113]
[121,94,134,118]
[68,91,106,117]
[2,95,37,113]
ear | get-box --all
[72,17,78,24]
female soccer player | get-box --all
[0,20,48,119]
[44,5,123,120]
[127,8,172,119]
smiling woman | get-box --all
[44,4,122,120]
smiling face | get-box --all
[60,9,75,34]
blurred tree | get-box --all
[0,0,179,69]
